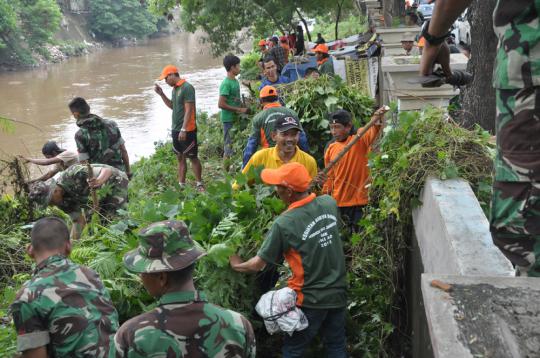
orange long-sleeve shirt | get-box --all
[322,124,382,207]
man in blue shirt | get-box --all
[258,58,291,90]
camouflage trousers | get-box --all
[97,169,129,216]
[490,87,540,276]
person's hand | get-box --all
[419,41,451,77]
[154,83,164,96]
[87,177,104,188]
[17,155,29,163]
[229,254,243,268]
[178,130,187,141]
[240,107,252,115]
[371,106,390,125]
[314,172,328,186]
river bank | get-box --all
[0,33,224,164]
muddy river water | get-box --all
[0,33,228,164]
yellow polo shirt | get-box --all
[242,146,318,179]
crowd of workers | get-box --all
[16,31,381,355]
[9,0,539,355]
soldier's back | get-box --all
[10,255,119,357]
[75,114,125,170]
[114,291,255,358]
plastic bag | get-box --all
[255,287,309,335]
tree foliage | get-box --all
[0,0,18,50]
[89,0,159,41]
[17,0,61,50]
[148,0,344,56]
[0,0,61,64]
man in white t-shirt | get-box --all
[22,141,79,183]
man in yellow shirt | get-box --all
[242,114,317,179]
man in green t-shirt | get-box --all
[155,65,204,191]
[218,55,250,165]
[230,162,347,357]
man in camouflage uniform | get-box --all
[420,0,540,276]
[10,217,119,357]
[29,163,128,238]
[69,97,132,177]
[114,220,256,357]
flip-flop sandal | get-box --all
[407,69,473,88]
[445,70,473,87]
[407,74,446,87]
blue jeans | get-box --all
[282,307,347,358]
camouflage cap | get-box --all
[28,179,56,208]
[123,220,206,273]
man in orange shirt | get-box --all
[322,108,386,232]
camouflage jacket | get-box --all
[10,255,119,357]
[75,114,126,170]
[493,0,540,89]
[56,163,128,218]
[114,290,256,358]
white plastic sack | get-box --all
[255,287,309,336]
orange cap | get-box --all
[158,65,179,80]
[261,162,312,192]
[258,39,267,46]
[259,85,278,98]
[313,44,329,54]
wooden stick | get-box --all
[86,163,99,212]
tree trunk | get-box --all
[393,0,405,18]
[296,8,312,42]
[381,0,393,27]
[382,0,405,26]
[335,0,345,40]
[458,0,497,133]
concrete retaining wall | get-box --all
[413,177,513,277]
[409,177,514,358]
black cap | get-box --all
[42,141,64,156]
[328,110,352,125]
[273,115,301,132]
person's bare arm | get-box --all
[229,255,267,273]
[21,156,62,166]
[419,0,473,76]
[154,83,173,109]
[21,346,48,358]
[218,96,248,114]
[28,167,61,183]
[119,144,131,178]
[178,102,196,141]
[88,167,113,188]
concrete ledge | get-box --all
[422,274,540,358]
[413,178,513,276]
[377,26,420,43]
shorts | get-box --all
[223,122,234,157]
[172,130,198,158]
